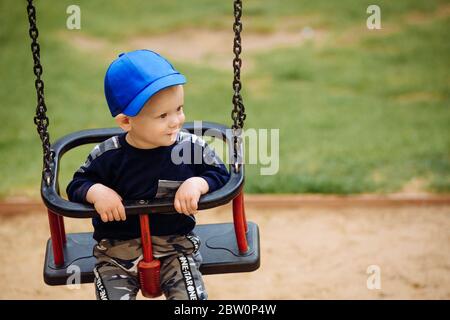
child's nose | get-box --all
[169,114,181,128]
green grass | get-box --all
[1,0,449,198]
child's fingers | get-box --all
[174,198,182,213]
[175,194,198,215]
[112,208,121,221]
[180,199,189,215]
[106,210,114,222]
[186,200,195,215]
[100,211,112,222]
[185,198,195,215]
[190,198,198,214]
[100,212,109,223]
[118,204,126,221]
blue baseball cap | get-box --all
[104,49,186,117]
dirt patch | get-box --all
[61,27,326,70]
[130,28,324,68]
[397,178,429,195]
[336,22,400,46]
[394,91,444,104]
[337,3,450,47]
[66,33,109,51]
[0,204,449,299]
[405,3,450,25]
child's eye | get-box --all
[177,106,183,112]
[159,113,167,119]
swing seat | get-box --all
[41,122,260,286]
[44,222,260,285]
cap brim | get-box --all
[122,73,186,117]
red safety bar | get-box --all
[139,214,153,259]
[232,191,248,254]
[57,214,66,244]
[47,210,65,267]
[138,214,162,298]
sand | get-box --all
[0,203,449,299]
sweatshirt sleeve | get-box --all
[66,148,110,204]
[193,140,230,193]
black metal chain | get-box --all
[231,0,246,172]
[26,0,53,186]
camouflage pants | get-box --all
[93,232,207,300]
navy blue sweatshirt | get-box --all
[66,131,230,242]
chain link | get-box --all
[231,0,246,172]
[26,0,53,186]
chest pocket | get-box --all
[155,179,183,199]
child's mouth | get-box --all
[167,130,179,136]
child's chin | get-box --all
[162,136,176,145]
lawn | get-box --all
[0,0,449,197]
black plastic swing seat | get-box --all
[44,222,260,285]
[41,122,260,285]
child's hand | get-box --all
[86,183,126,222]
[174,177,209,215]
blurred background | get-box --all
[0,0,449,299]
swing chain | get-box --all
[232,0,246,173]
[26,0,53,186]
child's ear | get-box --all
[115,114,131,132]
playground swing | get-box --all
[26,0,260,296]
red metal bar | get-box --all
[232,192,248,254]
[139,214,153,262]
[47,210,64,267]
[57,214,67,244]
[241,192,248,233]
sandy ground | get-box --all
[0,203,449,300]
